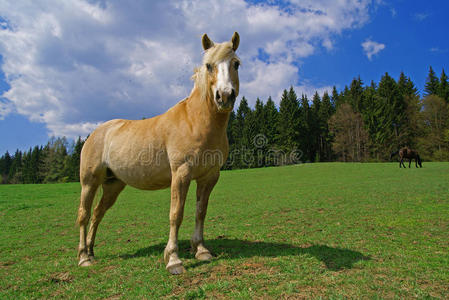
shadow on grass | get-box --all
[120,238,370,271]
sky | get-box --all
[0,0,448,154]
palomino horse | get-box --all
[390,147,422,168]
[77,32,240,274]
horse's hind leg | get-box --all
[86,180,126,261]
[78,181,100,267]
[191,172,219,261]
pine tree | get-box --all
[424,66,440,96]
[438,69,449,103]
[227,111,236,146]
[299,94,311,161]
[349,76,364,112]
[277,88,300,154]
[319,91,334,161]
[224,111,237,170]
[8,150,23,183]
[252,98,266,167]
[311,92,321,161]
[331,86,341,108]
[0,151,12,183]
[397,72,421,147]
[43,137,69,182]
[263,96,280,166]
[232,97,252,168]
[376,72,405,157]
[263,96,279,145]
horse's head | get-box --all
[196,32,240,113]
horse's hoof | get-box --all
[196,251,213,261]
[78,258,93,267]
[167,263,186,275]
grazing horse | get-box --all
[390,147,422,168]
[77,32,241,274]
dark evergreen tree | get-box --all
[43,137,69,183]
[438,69,449,103]
[263,96,280,166]
[8,150,23,183]
[299,94,311,161]
[231,97,252,168]
[318,91,334,161]
[310,92,322,161]
[376,72,405,157]
[0,151,12,183]
[424,66,440,96]
[331,86,341,108]
[348,76,364,112]
[397,72,421,147]
[277,88,300,152]
[263,96,279,145]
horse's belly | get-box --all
[105,146,172,190]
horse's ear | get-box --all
[231,32,240,51]
[202,34,214,50]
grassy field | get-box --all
[0,162,448,299]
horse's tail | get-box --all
[390,150,399,159]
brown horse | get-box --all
[390,147,422,168]
[77,32,240,274]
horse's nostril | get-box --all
[215,90,221,100]
[229,89,236,103]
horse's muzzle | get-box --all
[216,89,236,111]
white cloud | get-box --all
[390,8,397,18]
[361,39,386,60]
[413,12,430,22]
[429,47,448,54]
[0,0,374,138]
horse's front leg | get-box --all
[191,172,219,261]
[164,164,191,275]
[409,159,411,168]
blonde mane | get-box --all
[192,41,240,101]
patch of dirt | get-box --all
[0,261,15,268]
[281,285,326,299]
[50,272,73,284]
[167,261,280,298]
[103,293,122,300]
[101,265,117,272]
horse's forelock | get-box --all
[193,42,239,101]
[203,42,236,65]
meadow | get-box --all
[0,163,448,299]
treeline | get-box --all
[0,137,84,184]
[224,66,449,168]
[1,67,448,183]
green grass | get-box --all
[1,162,448,299]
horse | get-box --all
[77,32,241,275]
[390,147,422,168]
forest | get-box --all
[0,67,448,184]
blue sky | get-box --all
[0,0,448,154]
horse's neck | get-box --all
[186,87,230,135]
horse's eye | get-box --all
[234,61,240,70]
[206,63,213,72]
